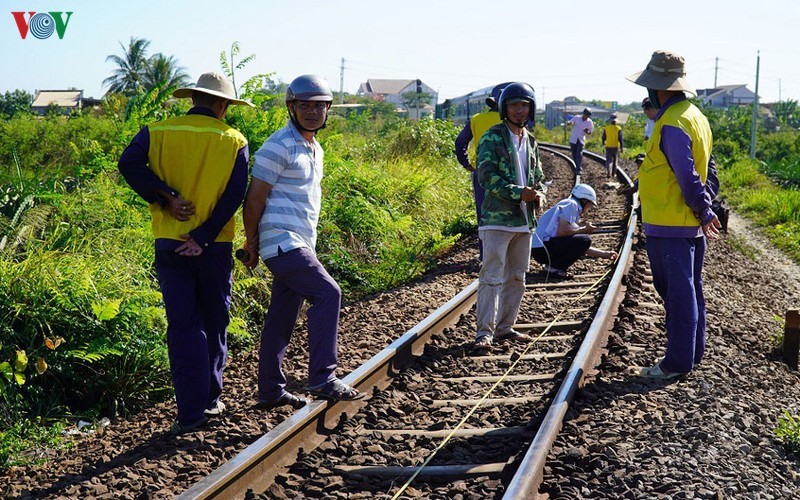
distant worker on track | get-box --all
[602,113,624,178]
[473,82,546,352]
[242,74,361,407]
[118,72,253,435]
[531,184,618,279]
[454,82,511,260]
[626,50,722,380]
[567,107,594,175]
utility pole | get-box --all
[416,78,421,120]
[339,57,345,104]
[779,78,782,102]
[750,51,760,159]
[714,57,719,88]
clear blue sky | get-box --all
[2,0,799,106]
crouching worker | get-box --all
[531,184,618,279]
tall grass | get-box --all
[718,157,800,262]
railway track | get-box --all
[180,145,638,499]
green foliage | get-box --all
[103,37,152,96]
[0,113,122,181]
[143,53,191,92]
[123,82,187,125]
[775,410,800,454]
[218,41,286,151]
[718,157,800,262]
[0,90,33,119]
[0,417,69,469]
[758,131,800,187]
[0,170,172,425]
[316,118,472,296]
[701,103,756,156]
[360,118,460,161]
[772,100,800,129]
[104,37,190,98]
[769,314,785,347]
[401,91,433,118]
[225,105,288,155]
[219,41,257,99]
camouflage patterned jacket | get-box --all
[476,123,545,229]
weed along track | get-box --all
[179,149,639,498]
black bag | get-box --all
[711,198,730,233]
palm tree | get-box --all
[143,53,191,90]
[103,37,151,96]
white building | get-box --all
[356,79,437,118]
[697,84,757,107]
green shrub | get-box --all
[775,410,800,454]
[0,417,68,469]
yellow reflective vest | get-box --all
[147,114,247,242]
[639,100,712,230]
[468,110,502,165]
[603,124,622,148]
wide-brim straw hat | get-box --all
[626,50,696,96]
[173,72,254,107]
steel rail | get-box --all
[539,142,635,188]
[178,280,479,499]
[503,145,637,499]
[182,143,635,499]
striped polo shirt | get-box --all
[252,122,324,260]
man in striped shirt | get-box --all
[242,75,360,406]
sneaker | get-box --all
[495,329,532,342]
[637,363,684,380]
[204,400,225,417]
[168,416,208,436]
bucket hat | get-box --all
[627,50,696,96]
[173,72,254,107]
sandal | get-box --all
[256,391,309,409]
[308,378,363,401]
[473,335,493,352]
[495,329,531,342]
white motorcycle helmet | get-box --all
[571,183,597,206]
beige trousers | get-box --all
[476,229,531,340]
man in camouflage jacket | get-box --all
[474,82,545,350]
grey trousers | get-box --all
[476,229,532,340]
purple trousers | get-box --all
[645,236,707,373]
[155,249,232,425]
[258,246,341,401]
